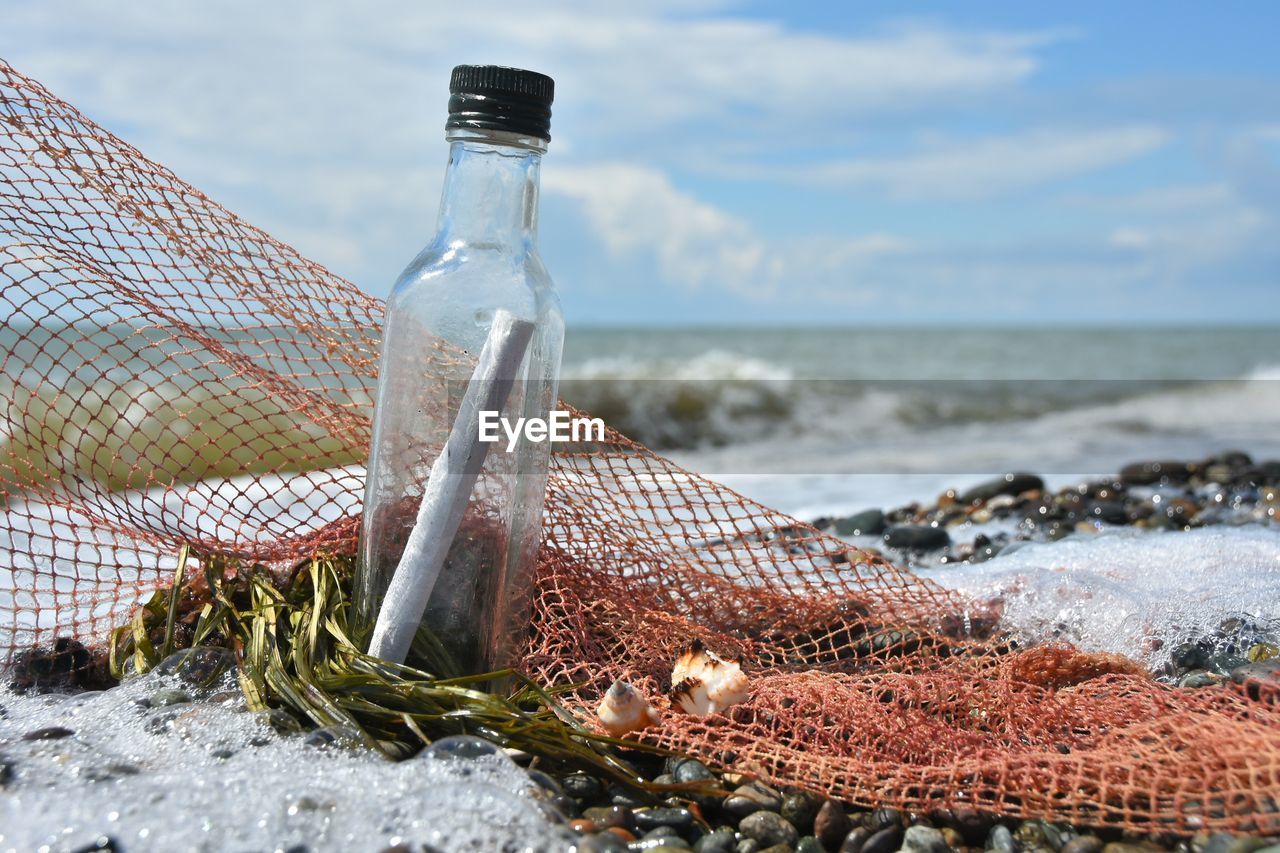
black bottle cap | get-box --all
[447,65,554,142]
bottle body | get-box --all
[356,133,563,676]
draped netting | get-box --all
[1,59,1276,836]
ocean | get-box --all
[562,325,1280,516]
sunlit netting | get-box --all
[1,59,1277,835]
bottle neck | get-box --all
[436,132,543,249]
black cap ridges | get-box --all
[447,65,554,142]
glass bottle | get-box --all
[355,66,563,677]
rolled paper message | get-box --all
[368,309,536,665]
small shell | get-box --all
[596,680,660,737]
[669,640,749,716]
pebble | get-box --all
[883,525,950,551]
[578,834,629,852]
[959,473,1045,504]
[780,791,823,835]
[860,825,904,853]
[585,805,637,832]
[815,800,852,850]
[724,782,784,818]
[694,830,737,853]
[1178,670,1222,688]
[1202,835,1274,853]
[739,811,800,848]
[987,825,1016,853]
[1230,659,1280,689]
[22,726,74,741]
[628,838,689,851]
[1061,838,1104,853]
[900,825,949,853]
[673,758,716,783]
[840,827,873,853]
[635,808,696,833]
[564,773,606,801]
[737,842,763,853]
[796,838,824,853]
[834,509,886,537]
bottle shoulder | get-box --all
[387,240,560,322]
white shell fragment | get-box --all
[669,640,750,716]
[596,680,660,737]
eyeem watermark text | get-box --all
[478,410,605,452]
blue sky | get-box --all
[3,1,1278,325]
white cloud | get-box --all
[546,163,904,298]
[775,126,1172,199]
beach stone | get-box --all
[1230,659,1280,693]
[1120,460,1192,485]
[944,807,995,844]
[797,838,824,853]
[725,781,784,818]
[841,827,873,853]
[673,758,716,783]
[1178,670,1222,688]
[22,726,74,741]
[899,826,949,853]
[1102,844,1163,853]
[959,473,1045,504]
[1171,641,1211,671]
[870,809,904,831]
[758,846,796,853]
[815,800,852,849]
[883,525,950,551]
[694,829,737,853]
[635,808,696,833]
[1061,837,1104,853]
[1089,502,1128,525]
[578,834,629,853]
[740,811,800,847]
[564,773,606,801]
[629,835,691,845]
[586,806,637,832]
[987,825,1015,853]
[861,826,904,853]
[835,510,886,537]
[939,828,963,850]
[737,842,763,853]
[154,646,235,686]
[1202,835,1272,853]
[781,791,823,835]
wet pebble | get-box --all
[724,781,784,818]
[987,825,1015,853]
[693,829,737,853]
[1061,837,1104,853]
[22,726,74,741]
[860,825,904,853]
[834,509,886,537]
[564,773,606,801]
[635,807,696,833]
[901,825,949,853]
[585,805,638,832]
[883,525,950,551]
[815,799,852,849]
[780,791,823,835]
[739,811,799,848]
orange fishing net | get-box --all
[1,59,1276,836]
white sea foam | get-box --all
[0,670,571,852]
[923,526,1280,667]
